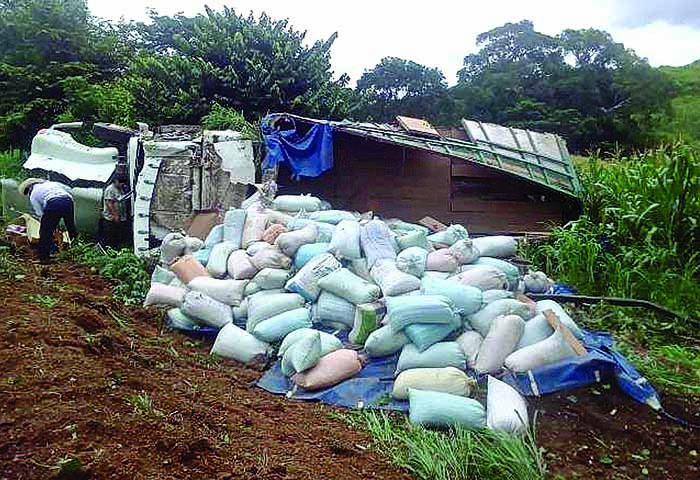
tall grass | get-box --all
[341,410,545,480]
[0,149,27,180]
[523,143,700,395]
[525,144,700,337]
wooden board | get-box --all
[396,116,441,137]
[418,216,447,232]
[543,309,587,356]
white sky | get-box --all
[87,0,700,85]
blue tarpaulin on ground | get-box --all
[255,329,661,412]
[262,116,334,178]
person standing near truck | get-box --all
[99,176,130,248]
[19,178,78,263]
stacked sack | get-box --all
[145,193,583,430]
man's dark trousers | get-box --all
[38,196,78,260]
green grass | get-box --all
[59,240,150,305]
[523,143,700,395]
[0,149,27,180]
[25,294,60,308]
[339,410,545,480]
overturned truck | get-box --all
[0,123,256,256]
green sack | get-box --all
[408,389,486,429]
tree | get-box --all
[125,7,350,124]
[356,57,454,123]
[452,21,674,151]
[0,0,130,149]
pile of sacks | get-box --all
[145,193,583,432]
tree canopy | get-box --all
[0,3,686,153]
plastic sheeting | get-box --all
[167,314,660,412]
[262,117,334,178]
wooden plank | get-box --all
[396,116,441,137]
[543,310,587,356]
[419,216,447,231]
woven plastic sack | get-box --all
[227,250,258,280]
[246,241,275,256]
[474,257,519,289]
[474,314,525,373]
[393,367,475,400]
[275,223,318,257]
[427,224,469,247]
[395,247,428,278]
[468,299,533,336]
[232,297,248,321]
[330,220,362,259]
[535,300,583,339]
[487,376,529,433]
[309,210,359,224]
[204,224,224,248]
[386,219,430,237]
[278,328,343,359]
[184,236,203,253]
[252,307,312,343]
[207,241,238,278]
[273,194,322,212]
[409,389,485,429]
[422,271,451,280]
[482,289,514,305]
[517,313,553,349]
[241,211,268,248]
[188,277,247,306]
[251,268,289,290]
[426,249,460,272]
[211,323,270,364]
[281,330,322,376]
[523,271,553,293]
[167,308,199,330]
[456,330,483,368]
[151,266,175,285]
[287,218,336,243]
[182,291,233,328]
[396,342,466,374]
[262,223,287,244]
[454,266,508,291]
[246,292,306,332]
[349,301,383,345]
[360,220,397,269]
[313,291,356,328]
[249,248,292,271]
[370,259,421,297]
[420,277,483,315]
[505,325,578,372]
[364,324,410,357]
[404,316,462,352]
[472,236,517,258]
[193,247,212,266]
[292,349,363,390]
[169,277,187,289]
[386,295,459,332]
[265,209,293,226]
[286,253,342,301]
[144,283,186,307]
[318,268,381,305]
[160,232,187,266]
[223,209,246,249]
[449,239,480,264]
[294,243,331,269]
[396,230,431,251]
[171,255,209,284]
[348,257,371,281]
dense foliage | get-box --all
[0,2,693,153]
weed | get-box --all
[60,241,149,305]
[0,149,27,180]
[125,391,155,415]
[0,247,24,279]
[192,352,222,368]
[342,410,545,480]
[52,456,83,475]
[25,294,60,308]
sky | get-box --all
[87,0,700,85]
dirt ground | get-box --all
[1,253,698,479]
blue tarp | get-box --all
[262,116,334,178]
[256,329,661,412]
